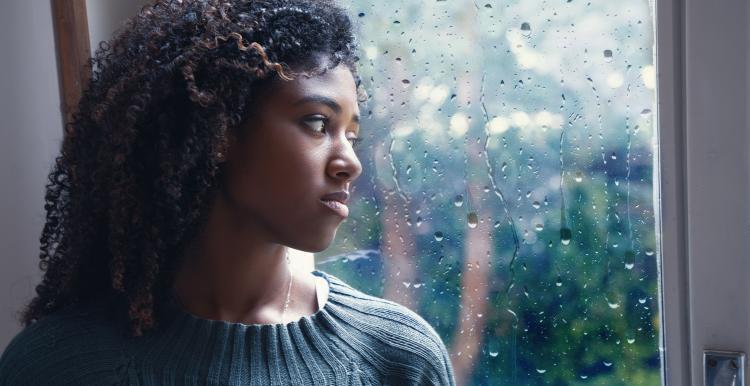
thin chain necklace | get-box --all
[280,248,293,323]
[172,249,293,324]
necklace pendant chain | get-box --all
[280,249,293,323]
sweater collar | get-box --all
[157,269,336,331]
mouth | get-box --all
[320,199,349,218]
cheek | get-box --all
[231,145,322,206]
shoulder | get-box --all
[0,300,128,385]
[318,270,456,386]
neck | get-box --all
[171,190,292,324]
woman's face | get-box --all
[220,63,363,252]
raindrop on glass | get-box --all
[625,250,635,270]
[603,49,613,62]
[575,172,584,183]
[520,22,532,36]
[467,212,479,228]
[434,231,444,241]
[560,227,572,245]
[535,223,544,232]
[454,194,464,207]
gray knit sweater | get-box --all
[0,270,456,385]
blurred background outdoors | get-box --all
[316,1,661,385]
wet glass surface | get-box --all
[316,1,661,384]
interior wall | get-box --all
[685,0,750,382]
[0,0,63,350]
[86,0,151,55]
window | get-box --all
[316,1,661,384]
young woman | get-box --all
[0,0,456,384]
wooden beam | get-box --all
[51,0,91,132]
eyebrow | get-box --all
[293,94,360,125]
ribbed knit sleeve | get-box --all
[0,270,457,385]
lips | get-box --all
[320,190,350,218]
[320,190,349,205]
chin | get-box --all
[292,228,337,253]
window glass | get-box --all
[316,1,660,384]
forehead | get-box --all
[268,64,358,109]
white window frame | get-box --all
[655,0,689,383]
[657,0,750,384]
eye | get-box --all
[302,115,328,134]
[348,137,362,150]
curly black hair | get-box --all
[20,0,361,337]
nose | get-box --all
[327,135,362,186]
